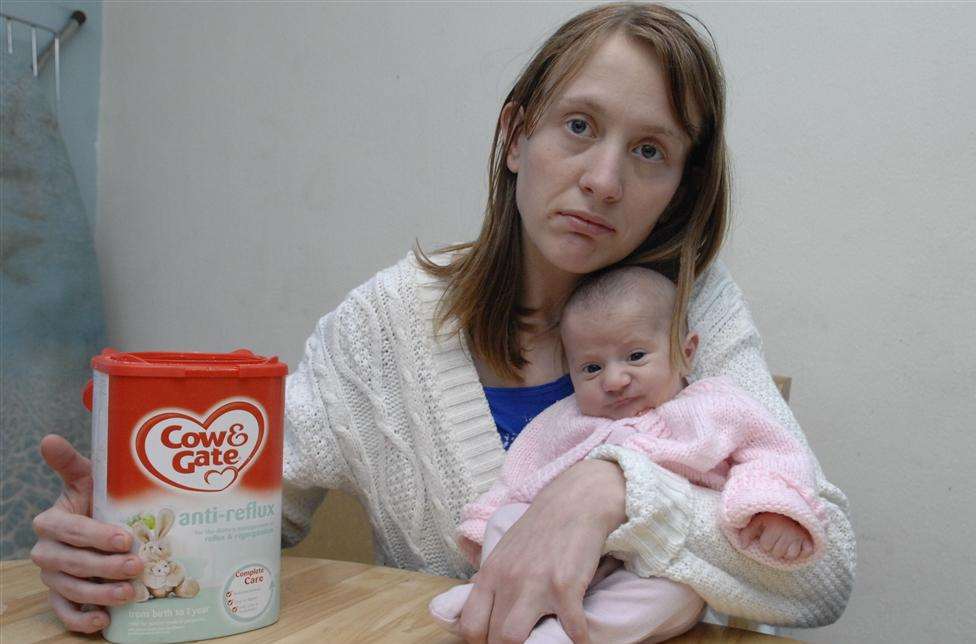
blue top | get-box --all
[484,374,574,450]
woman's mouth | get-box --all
[557,211,615,236]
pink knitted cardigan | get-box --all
[457,376,828,572]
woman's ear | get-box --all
[500,102,526,174]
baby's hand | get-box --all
[739,512,813,561]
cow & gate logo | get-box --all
[134,400,266,492]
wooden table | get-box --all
[0,557,799,642]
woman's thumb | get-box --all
[40,434,92,484]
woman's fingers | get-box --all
[555,595,590,644]
[588,556,622,589]
[486,594,542,644]
[48,590,110,634]
[39,570,134,607]
[458,584,493,644]
[33,506,132,553]
[34,434,134,634]
[31,538,142,580]
[462,462,619,642]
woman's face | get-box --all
[506,32,694,276]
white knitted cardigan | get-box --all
[281,253,856,627]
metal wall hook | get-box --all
[0,10,86,104]
[39,11,85,72]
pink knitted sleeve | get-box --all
[619,378,829,570]
[706,380,829,569]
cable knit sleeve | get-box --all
[586,260,856,627]
[280,289,375,547]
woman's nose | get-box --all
[579,143,623,203]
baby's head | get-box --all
[561,266,698,420]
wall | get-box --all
[97,3,976,642]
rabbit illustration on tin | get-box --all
[141,559,200,599]
[129,508,200,602]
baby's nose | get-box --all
[602,366,631,392]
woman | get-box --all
[31,3,854,641]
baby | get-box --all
[429,266,827,643]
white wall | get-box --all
[98,3,976,642]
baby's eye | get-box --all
[566,118,590,136]
[582,363,601,374]
[634,143,664,162]
[628,351,647,362]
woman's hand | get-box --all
[457,459,627,643]
[30,435,144,633]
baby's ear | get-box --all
[682,331,699,372]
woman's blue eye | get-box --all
[567,118,589,135]
[583,363,601,374]
[636,143,663,161]
[629,351,647,361]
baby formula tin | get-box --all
[84,348,287,643]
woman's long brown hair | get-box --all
[416,2,729,382]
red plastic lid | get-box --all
[90,348,288,378]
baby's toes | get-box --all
[428,583,474,628]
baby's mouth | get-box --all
[611,396,639,409]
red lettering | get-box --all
[173,450,195,474]
[197,431,227,448]
[161,425,182,448]
[228,423,247,447]
[159,424,241,475]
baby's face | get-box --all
[563,300,686,420]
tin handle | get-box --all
[82,379,93,412]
